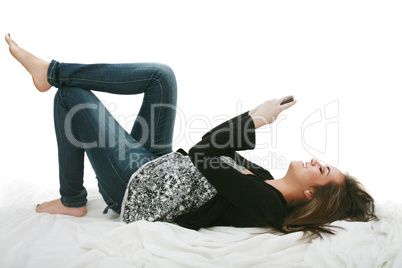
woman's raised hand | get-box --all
[248,96,296,129]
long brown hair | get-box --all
[278,173,378,239]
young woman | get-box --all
[5,34,377,237]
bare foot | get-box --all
[5,33,52,92]
[36,198,87,217]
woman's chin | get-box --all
[289,160,303,169]
[285,160,304,178]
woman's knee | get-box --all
[54,87,75,105]
[54,87,97,107]
[54,88,64,102]
[153,63,177,92]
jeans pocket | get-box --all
[98,182,121,214]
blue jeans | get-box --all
[48,60,177,213]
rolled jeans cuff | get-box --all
[60,196,87,208]
[47,59,60,88]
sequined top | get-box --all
[121,152,245,223]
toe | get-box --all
[5,33,17,47]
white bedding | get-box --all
[1,177,401,268]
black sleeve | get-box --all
[188,111,278,220]
[192,111,256,156]
[199,113,274,180]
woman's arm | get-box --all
[194,110,256,156]
[196,96,296,179]
[189,96,296,173]
[248,96,296,129]
[188,111,264,220]
[188,97,296,219]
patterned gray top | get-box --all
[121,151,245,224]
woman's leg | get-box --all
[47,86,158,214]
[6,34,178,215]
[47,60,178,157]
[5,34,177,156]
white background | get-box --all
[0,0,401,204]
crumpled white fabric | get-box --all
[0,177,401,267]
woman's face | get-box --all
[286,158,345,188]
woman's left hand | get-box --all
[248,96,296,129]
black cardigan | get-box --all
[175,111,288,230]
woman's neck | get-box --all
[265,178,304,203]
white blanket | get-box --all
[0,177,401,267]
